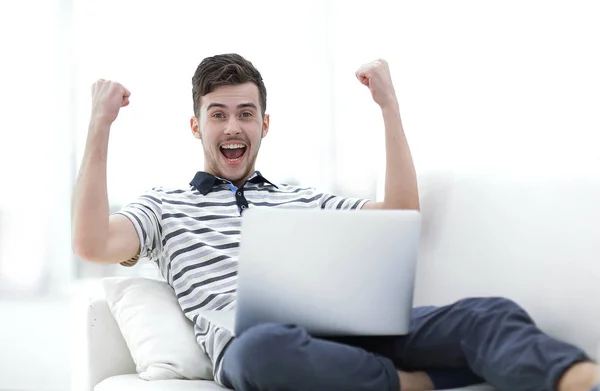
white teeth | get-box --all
[221,144,245,149]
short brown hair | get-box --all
[192,53,267,118]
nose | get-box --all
[224,117,242,135]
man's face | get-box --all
[190,82,269,186]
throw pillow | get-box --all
[102,277,214,381]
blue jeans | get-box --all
[221,297,589,391]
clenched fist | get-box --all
[91,79,131,125]
[355,59,397,109]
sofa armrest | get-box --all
[71,280,136,391]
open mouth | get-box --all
[220,143,247,162]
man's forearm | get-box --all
[381,102,419,210]
[71,120,111,259]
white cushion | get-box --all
[102,277,213,381]
[95,375,227,391]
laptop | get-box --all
[201,207,421,337]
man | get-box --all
[71,53,599,391]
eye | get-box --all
[240,112,253,118]
[212,112,225,119]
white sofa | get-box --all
[71,172,600,391]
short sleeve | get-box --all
[113,188,163,267]
[316,192,370,211]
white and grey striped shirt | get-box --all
[116,171,369,384]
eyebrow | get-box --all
[206,102,258,111]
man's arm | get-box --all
[71,80,139,263]
[356,60,419,211]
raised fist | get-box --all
[90,79,131,125]
[355,59,397,109]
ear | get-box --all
[190,116,201,139]
[261,114,270,138]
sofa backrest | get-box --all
[415,172,600,359]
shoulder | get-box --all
[147,185,202,196]
[137,186,199,205]
[269,183,318,195]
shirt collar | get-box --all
[190,170,278,195]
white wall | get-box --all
[0,0,73,295]
[0,1,76,390]
[330,1,600,199]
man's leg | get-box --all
[382,297,596,391]
[220,298,598,391]
[329,331,484,390]
[220,322,484,391]
[220,323,400,391]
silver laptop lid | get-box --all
[235,207,421,336]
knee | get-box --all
[460,297,533,323]
[479,296,523,311]
[237,322,305,358]
[225,323,306,384]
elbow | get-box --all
[411,201,420,212]
[381,200,420,211]
[401,203,420,212]
[71,237,104,263]
[382,190,420,211]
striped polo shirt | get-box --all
[115,171,369,384]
